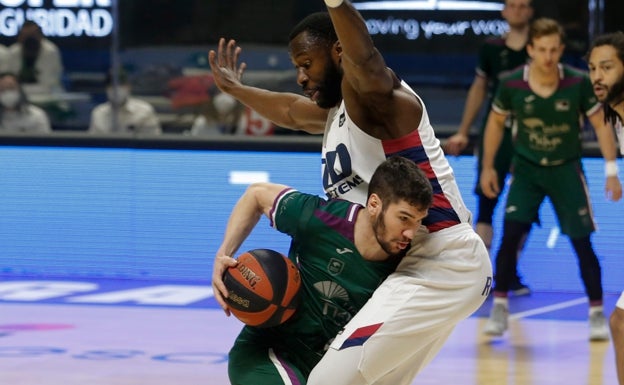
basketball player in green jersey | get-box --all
[588,31,624,384]
[480,18,622,340]
[445,0,533,294]
[212,156,432,385]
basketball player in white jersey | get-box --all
[208,1,492,383]
[588,31,624,385]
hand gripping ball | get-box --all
[222,249,301,328]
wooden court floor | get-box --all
[0,287,619,385]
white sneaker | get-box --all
[589,311,609,341]
[484,303,509,336]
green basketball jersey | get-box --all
[492,64,600,166]
[252,189,398,372]
[477,37,529,98]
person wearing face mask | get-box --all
[5,21,64,95]
[0,44,8,72]
[0,72,51,133]
[88,70,162,135]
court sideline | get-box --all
[0,278,619,385]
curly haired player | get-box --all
[209,1,492,383]
[588,30,624,384]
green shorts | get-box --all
[228,326,317,385]
[504,156,596,239]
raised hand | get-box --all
[480,167,500,199]
[208,38,247,94]
[443,132,469,156]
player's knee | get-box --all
[610,309,624,339]
[309,369,367,385]
[308,351,369,385]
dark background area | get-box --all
[0,0,622,133]
[116,0,596,51]
[1,0,621,79]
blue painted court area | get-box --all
[0,276,620,321]
[0,276,219,309]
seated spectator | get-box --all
[0,72,52,133]
[89,70,162,135]
[0,44,8,72]
[6,21,64,95]
[190,91,242,135]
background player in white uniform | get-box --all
[588,30,624,385]
[208,1,492,383]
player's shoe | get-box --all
[589,311,609,341]
[510,277,531,296]
[483,303,509,336]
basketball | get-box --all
[222,248,301,328]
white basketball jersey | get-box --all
[321,81,472,233]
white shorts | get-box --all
[617,291,624,310]
[307,223,492,385]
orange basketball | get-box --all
[222,249,301,328]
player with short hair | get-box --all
[209,1,492,383]
[481,18,622,341]
[587,30,624,384]
[212,156,433,384]
[444,0,534,295]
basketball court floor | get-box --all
[0,277,620,385]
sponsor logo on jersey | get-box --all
[339,112,346,127]
[555,99,570,111]
[314,280,353,325]
[328,258,345,275]
[506,205,517,214]
[322,143,366,198]
[335,248,354,255]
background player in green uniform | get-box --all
[588,31,624,384]
[212,156,433,384]
[480,18,622,341]
[444,0,533,295]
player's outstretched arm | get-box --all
[212,182,290,313]
[323,0,422,138]
[324,0,392,98]
[208,38,328,134]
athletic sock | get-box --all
[589,305,604,316]
[493,297,509,308]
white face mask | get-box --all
[0,90,21,109]
[107,87,130,105]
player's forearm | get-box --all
[324,0,372,62]
[481,114,505,169]
[218,183,289,257]
[590,111,618,162]
[595,123,618,162]
[217,187,264,258]
[228,85,324,133]
[325,0,393,98]
[457,81,487,136]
